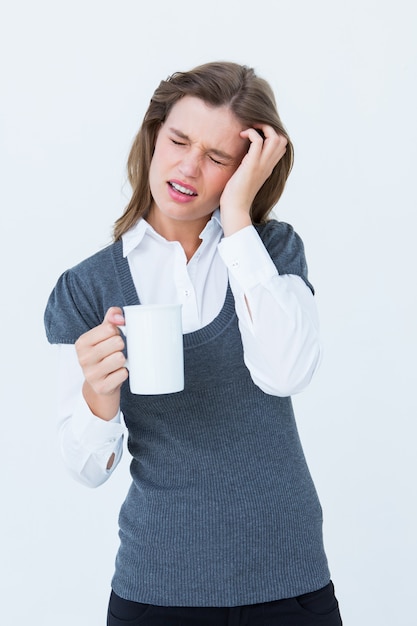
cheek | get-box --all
[149,140,167,179]
[208,175,229,200]
[214,170,236,195]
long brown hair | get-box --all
[113,62,294,241]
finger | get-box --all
[102,367,129,393]
[247,125,288,150]
[238,130,287,179]
[240,127,287,161]
[76,307,125,351]
[105,306,125,327]
[79,333,126,370]
[261,133,287,160]
[251,123,281,139]
[253,127,288,166]
[86,349,127,381]
[240,127,265,150]
[82,348,127,391]
[87,361,129,396]
[95,307,126,341]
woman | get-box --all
[45,62,342,625]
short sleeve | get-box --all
[255,220,314,294]
[44,241,134,345]
[44,269,103,344]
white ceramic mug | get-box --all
[119,304,184,395]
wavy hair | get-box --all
[114,62,294,240]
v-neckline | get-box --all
[111,240,237,348]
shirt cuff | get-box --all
[71,390,125,451]
[218,225,278,291]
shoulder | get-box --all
[68,242,120,279]
[54,242,122,308]
[255,219,304,252]
[255,219,314,293]
[44,242,123,344]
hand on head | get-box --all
[220,125,288,235]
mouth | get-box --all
[168,180,198,197]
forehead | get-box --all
[163,96,246,153]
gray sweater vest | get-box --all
[45,220,330,606]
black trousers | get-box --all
[107,582,342,625]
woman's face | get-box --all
[148,96,248,232]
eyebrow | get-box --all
[168,127,235,162]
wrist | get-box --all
[82,381,121,422]
[220,209,252,237]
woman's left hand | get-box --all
[219,125,287,236]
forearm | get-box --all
[218,225,321,396]
[231,273,321,395]
[57,344,125,487]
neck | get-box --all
[146,210,211,262]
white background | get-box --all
[1,1,416,624]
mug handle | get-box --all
[116,323,129,370]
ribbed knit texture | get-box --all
[45,220,330,606]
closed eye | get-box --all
[208,155,225,166]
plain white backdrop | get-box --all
[1,1,416,624]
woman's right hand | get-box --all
[75,307,128,420]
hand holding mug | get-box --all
[75,307,128,420]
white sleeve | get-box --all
[56,344,125,487]
[218,226,322,396]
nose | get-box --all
[178,149,200,178]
